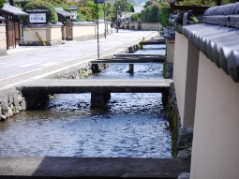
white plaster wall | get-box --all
[173,32,199,128]
[166,39,175,63]
[190,52,239,179]
[23,28,47,41]
[0,25,6,49]
[141,22,162,31]
[173,32,188,126]
[99,22,104,34]
[73,25,96,37]
[49,26,62,41]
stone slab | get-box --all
[16,79,173,94]
[0,157,190,178]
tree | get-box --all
[0,0,4,8]
[104,1,115,21]
[78,1,103,21]
[130,13,141,21]
[141,1,160,22]
[24,0,58,24]
[158,0,173,27]
[117,0,134,13]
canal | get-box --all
[0,45,172,158]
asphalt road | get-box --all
[0,30,158,88]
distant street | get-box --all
[0,30,158,88]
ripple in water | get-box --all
[0,45,172,158]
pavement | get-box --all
[0,30,159,89]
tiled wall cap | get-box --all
[182,24,239,82]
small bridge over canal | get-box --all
[140,38,166,45]
[91,54,166,73]
[16,79,172,108]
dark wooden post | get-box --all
[9,0,15,6]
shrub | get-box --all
[24,0,58,24]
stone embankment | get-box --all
[0,62,109,121]
[0,89,26,121]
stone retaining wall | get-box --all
[166,83,192,159]
[0,89,26,121]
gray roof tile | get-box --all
[55,8,73,17]
[0,4,28,16]
[182,24,239,82]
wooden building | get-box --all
[0,4,28,50]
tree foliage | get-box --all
[0,0,4,8]
[78,1,103,21]
[158,0,173,27]
[130,13,141,21]
[104,2,115,21]
[117,0,134,13]
[24,0,58,24]
[141,1,160,22]
[176,0,239,6]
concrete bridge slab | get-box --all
[0,157,190,178]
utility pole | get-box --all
[116,0,118,33]
[96,3,100,58]
[94,0,104,58]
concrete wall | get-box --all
[190,52,239,179]
[0,24,6,49]
[173,32,199,128]
[141,22,162,31]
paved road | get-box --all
[0,30,158,88]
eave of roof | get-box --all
[55,8,73,17]
[182,24,239,82]
[0,4,28,16]
[0,16,5,20]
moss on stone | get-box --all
[166,97,179,158]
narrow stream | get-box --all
[0,45,172,158]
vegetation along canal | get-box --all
[0,44,172,158]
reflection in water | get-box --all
[0,44,172,158]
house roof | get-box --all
[55,8,73,17]
[0,4,28,16]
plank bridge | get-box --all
[91,53,166,73]
[16,79,172,108]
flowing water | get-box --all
[0,45,172,158]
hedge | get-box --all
[24,0,58,24]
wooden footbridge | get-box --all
[91,53,166,73]
[16,79,173,108]
[139,38,166,45]
[91,54,165,64]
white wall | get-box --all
[173,32,199,128]
[190,52,239,179]
[0,25,6,49]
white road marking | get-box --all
[21,62,41,67]
[41,62,60,67]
